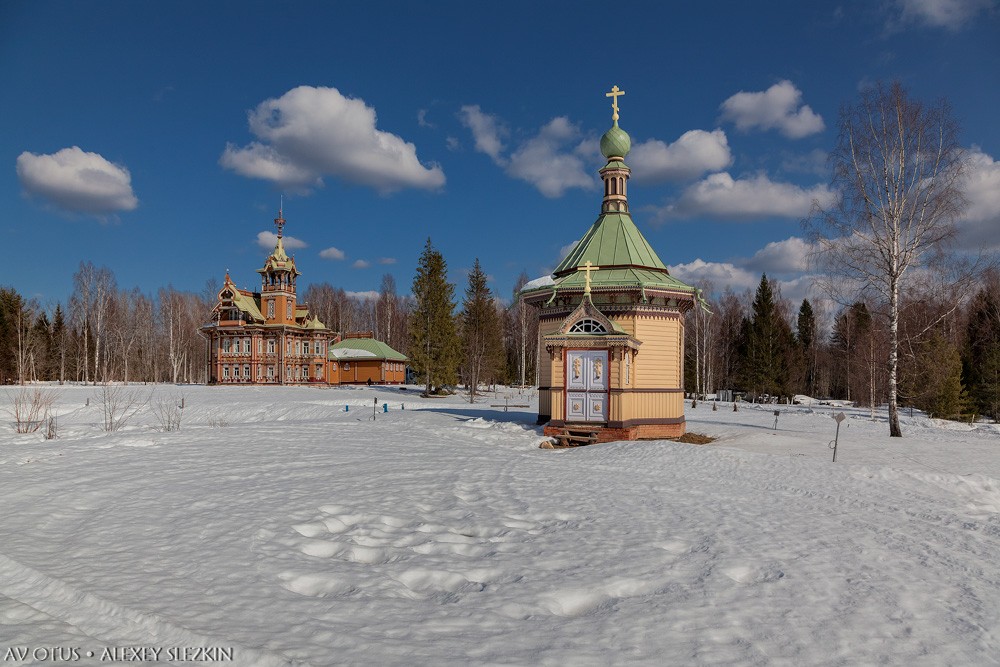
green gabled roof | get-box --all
[232,290,263,321]
[554,212,669,275]
[329,338,407,362]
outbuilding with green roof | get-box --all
[329,335,408,385]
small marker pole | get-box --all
[773,410,780,431]
[830,412,846,462]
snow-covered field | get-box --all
[2,384,1000,665]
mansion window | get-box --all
[316,341,323,355]
[257,339,262,354]
[331,362,337,371]
[267,300,274,318]
[286,303,292,320]
[222,366,229,378]
[315,364,323,379]
[222,338,231,354]
[296,341,301,356]
[344,362,350,371]
[243,365,250,378]
[267,339,275,354]
[243,338,251,354]
[302,365,308,379]
[267,366,274,378]
[304,341,310,355]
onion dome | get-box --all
[600,123,631,159]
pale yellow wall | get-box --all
[537,307,687,424]
[632,316,683,389]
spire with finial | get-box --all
[274,197,286,239]
[599,85,632,213]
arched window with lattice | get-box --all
[568,318,607,334]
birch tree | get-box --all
[811,82,966,437]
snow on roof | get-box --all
[330,347,378,359]
[521,274,555,291]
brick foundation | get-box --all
[544,421,685,443]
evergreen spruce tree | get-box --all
[51,304,67,384]
[409,239,459,395]
[738,275,794,399]
[797,299,817,397]
[913,331,966,419]
[0,287,19,384]
[964,285,1000,420]
[460,258,503,402]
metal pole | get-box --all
[832,421,841,462]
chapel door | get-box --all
[565,350,609,422]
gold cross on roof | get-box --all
[605,85,625,122]
[580,260,599,296]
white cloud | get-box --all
[445,136,461,152]
[720,81,825,139]
[629,129,733,182]
[319,246,345,260]
[957,147,1000,250]
[656,172,835,221]
[744,237,815,274]
[257,231,307,250]
[16,146,138,215]
[669,259,759,292]
[458,105,507,165]
[377,257,397,265]
[221,86,445,194]
[417,109,434,128]
[669,256,822,303]
[505,117,595,198]
[896,0,993,29]
[347,290,378,300]
[352,259,371,269]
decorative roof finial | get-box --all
[605,85,625,124]
[274,200,286,239]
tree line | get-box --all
[1,262,213,386]
[684,270,1000,422]
[0,249,539,396]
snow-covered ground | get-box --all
[2,385,1000,665]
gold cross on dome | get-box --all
[605,85,625,122]
[580,261,599,296]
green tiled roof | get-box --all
[329,338,407,362]
[555,213,668,275]
[555,267,696,293]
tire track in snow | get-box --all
[0,552,302,667]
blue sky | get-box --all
[3,0,999,308]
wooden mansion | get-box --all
[200,210,407,386]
